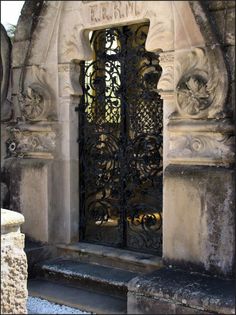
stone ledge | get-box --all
[1,208,25,234]
[128,267,235,314]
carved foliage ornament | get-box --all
[18,66,52,121]
[6,128,56,158]
[168,133,235,165]
[175,48,228,118]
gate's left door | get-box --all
[79,27,124,247]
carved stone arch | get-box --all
[57,1,231,164]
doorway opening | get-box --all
[79,22,163,255]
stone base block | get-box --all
[127,267,235,314]
[163,165,235,277]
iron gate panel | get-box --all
[79,22,163,255]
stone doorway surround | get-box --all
[3,1,235,278]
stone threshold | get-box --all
[56,242,163,273]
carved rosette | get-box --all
[18,66,53,121]
[166,46,232,166]
[6,127,56,159]
[175,47,228,119]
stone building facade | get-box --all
[1,1,235,314]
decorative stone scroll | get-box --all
[18,66,53,121]
[168,133,235,166]
[174,47,228,119]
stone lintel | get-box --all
[127,267,235,314]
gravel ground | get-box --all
[27,296,91,314]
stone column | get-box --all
[1,209,28,314]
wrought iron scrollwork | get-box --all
[79,22,163,254]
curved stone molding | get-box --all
[168,133,235,166]
[18,66,53,121]
[175,47,228,119]
[145,2,174,52]
[63,24,93,61]
[6,125,56,159]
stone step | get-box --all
[56,242,163,273]
[34,258,138,297]
[28,278,127,314]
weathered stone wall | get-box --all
[162,1,235,277]
[1,24,12,209]
[1,209,28,314]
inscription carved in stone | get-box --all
[88,1,143,24]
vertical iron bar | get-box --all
[119,26,128,248]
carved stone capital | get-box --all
[167,119,235,166]
[6,124,56,159]
[157,52,174,93]
[168,133,235,166]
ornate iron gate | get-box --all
[79,22,163,255]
